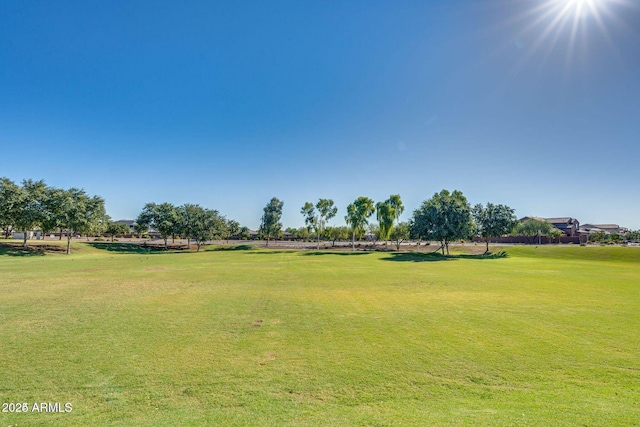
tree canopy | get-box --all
[472,202,518,252]
[411,189,473,255]
[390,221,410,251]
[260,197,284,246]
[12,179,49,247]
[376,200,396,249]
[301,198,337,249]
[136,202,180,248]
[513,218,553,244]
[55,188,107,254]
[345,196,375,250]
[0,177,22,239]
[105,221,131,242]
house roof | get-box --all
[544,217,577,224]
[115,219,136,226]
[579,226,605,233]
[519,216,577,224]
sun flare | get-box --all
[499,0,633,75]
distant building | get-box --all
[580,224,627,236]
[543,217,580,237]
[115,219,136,232]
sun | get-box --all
[498,0,634,75]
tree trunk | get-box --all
[352,231,355,251]
[197,242,201,252]
[164,237,168,249]
[266,236,269,247]
[317,232,320,250]
[441,241,445,255]
[486,239,489,253]
[112,235,115,242]
[385,240,388,250]
[187,238,191,249]
[23,231,28,248]
[66,236,72,254]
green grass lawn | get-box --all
[1,243,639,426]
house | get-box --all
[580,224,627,236]
[115,219,137,232]
[543,217,580,236]
[519,216,580,237]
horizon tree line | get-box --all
[3,176,638,254]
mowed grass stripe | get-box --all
[0,243,639,426]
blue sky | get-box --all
[1,0,639,229]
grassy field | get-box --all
[1,242,639,426]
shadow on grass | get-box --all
[456,251,509,260]
[302,251,371,256]
[0,243,70,256]
[250,250,298,255]
[87,242,190,254]
[382,251,508,263]
[212,244,260,251]
[0,243,45,257]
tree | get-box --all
[239,226,250,240]
[296,226,311,241]
[387,194,404,225]
[0,177,22,239]
[610,233,623,244]
[135,202,180,249]
[472,202,518,253]
[549,228,563,244]
[134,221,148,238]
[326,226,349,247]
[345,196,375,251]
[55,188,107,254]
[260,197,284,247]
[177,204,194,248]
[105,221,130,242]
[589,230,608,243]
[390,221,410,251]
[86,212,109,240]
[513,218,553,245]
[183,205,226,251]
[411,189,473,255]
[367,223,380,247]
[40,187,65,241]
[225,219,240,244]
[625,230,640,243]
[301,198,337,249]
[376,200,396,250]
[13,179,48,247]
